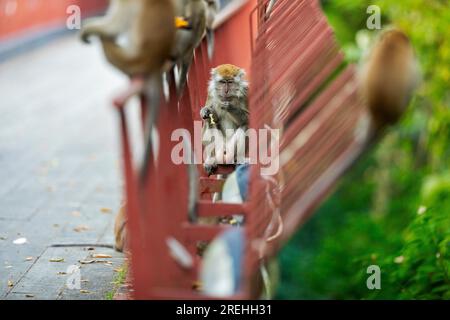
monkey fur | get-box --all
[205,0,220,59]
[171,0,207,94]
[359,29,420,133]
[80,0,175,77]
[201,64,249,176]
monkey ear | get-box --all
[237,69,248,88]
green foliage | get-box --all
[105,264,128,300]
[277,0,450,300]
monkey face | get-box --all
[216,78,239,104]
[208,64,248,109]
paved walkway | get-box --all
[0,35,130,300]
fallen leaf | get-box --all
[92,254,112,259]
[49,258,65,263]
[25,294,34,298]
[13,237,27,245]
[0,236,7,241]
[192,281,203,291]
[8,280,13,287]
[100,207,112,214]
[79,259,96,264]
[80,290,90,294]
[25,257,33,261]
[71,211,81,217]
[73,225,90,233]
[57,272,67,275]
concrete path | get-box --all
[0,34,131,300]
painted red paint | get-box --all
[112,0,374,299]
[0,0,107,41]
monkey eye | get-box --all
[219,80,235,84]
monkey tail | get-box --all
[206,28,215,60]
[177,52,194,97]
[140,74,162,182]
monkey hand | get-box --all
[80,27,106,44]
[80,29,93,44]
[80,24,116,44]
[200,106,213,120]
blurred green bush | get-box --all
[277,0,450,299]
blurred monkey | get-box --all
[81,0,175,78]
[205,0,220,59]
[81,1,177,249]
[171,0,207,94]
[201,64,249,176]
[114,205,127,252]
[81,0,180,183]
[359,29,420,133]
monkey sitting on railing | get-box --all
[201,64,249,176]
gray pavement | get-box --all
[0,35,130,300]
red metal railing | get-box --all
[0,0,107,41]
[245,0,370,277]
[114,0,258,299]
[114,0,372,299]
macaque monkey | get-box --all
[80,0,175,78]
[201,64,249,176]
[171,0,207,94]
[81,1,177,251]
[205,0,220,59]
[359,29,420,133]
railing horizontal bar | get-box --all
[200,177,226,194]
[197,201,246,217]
[183,223,231,242]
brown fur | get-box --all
[201,64,249,175]
[81,0,175,76]
[360,29,419,130]
[171,0,207,93]
[114,205,127,252]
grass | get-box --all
[105,263,128,300]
